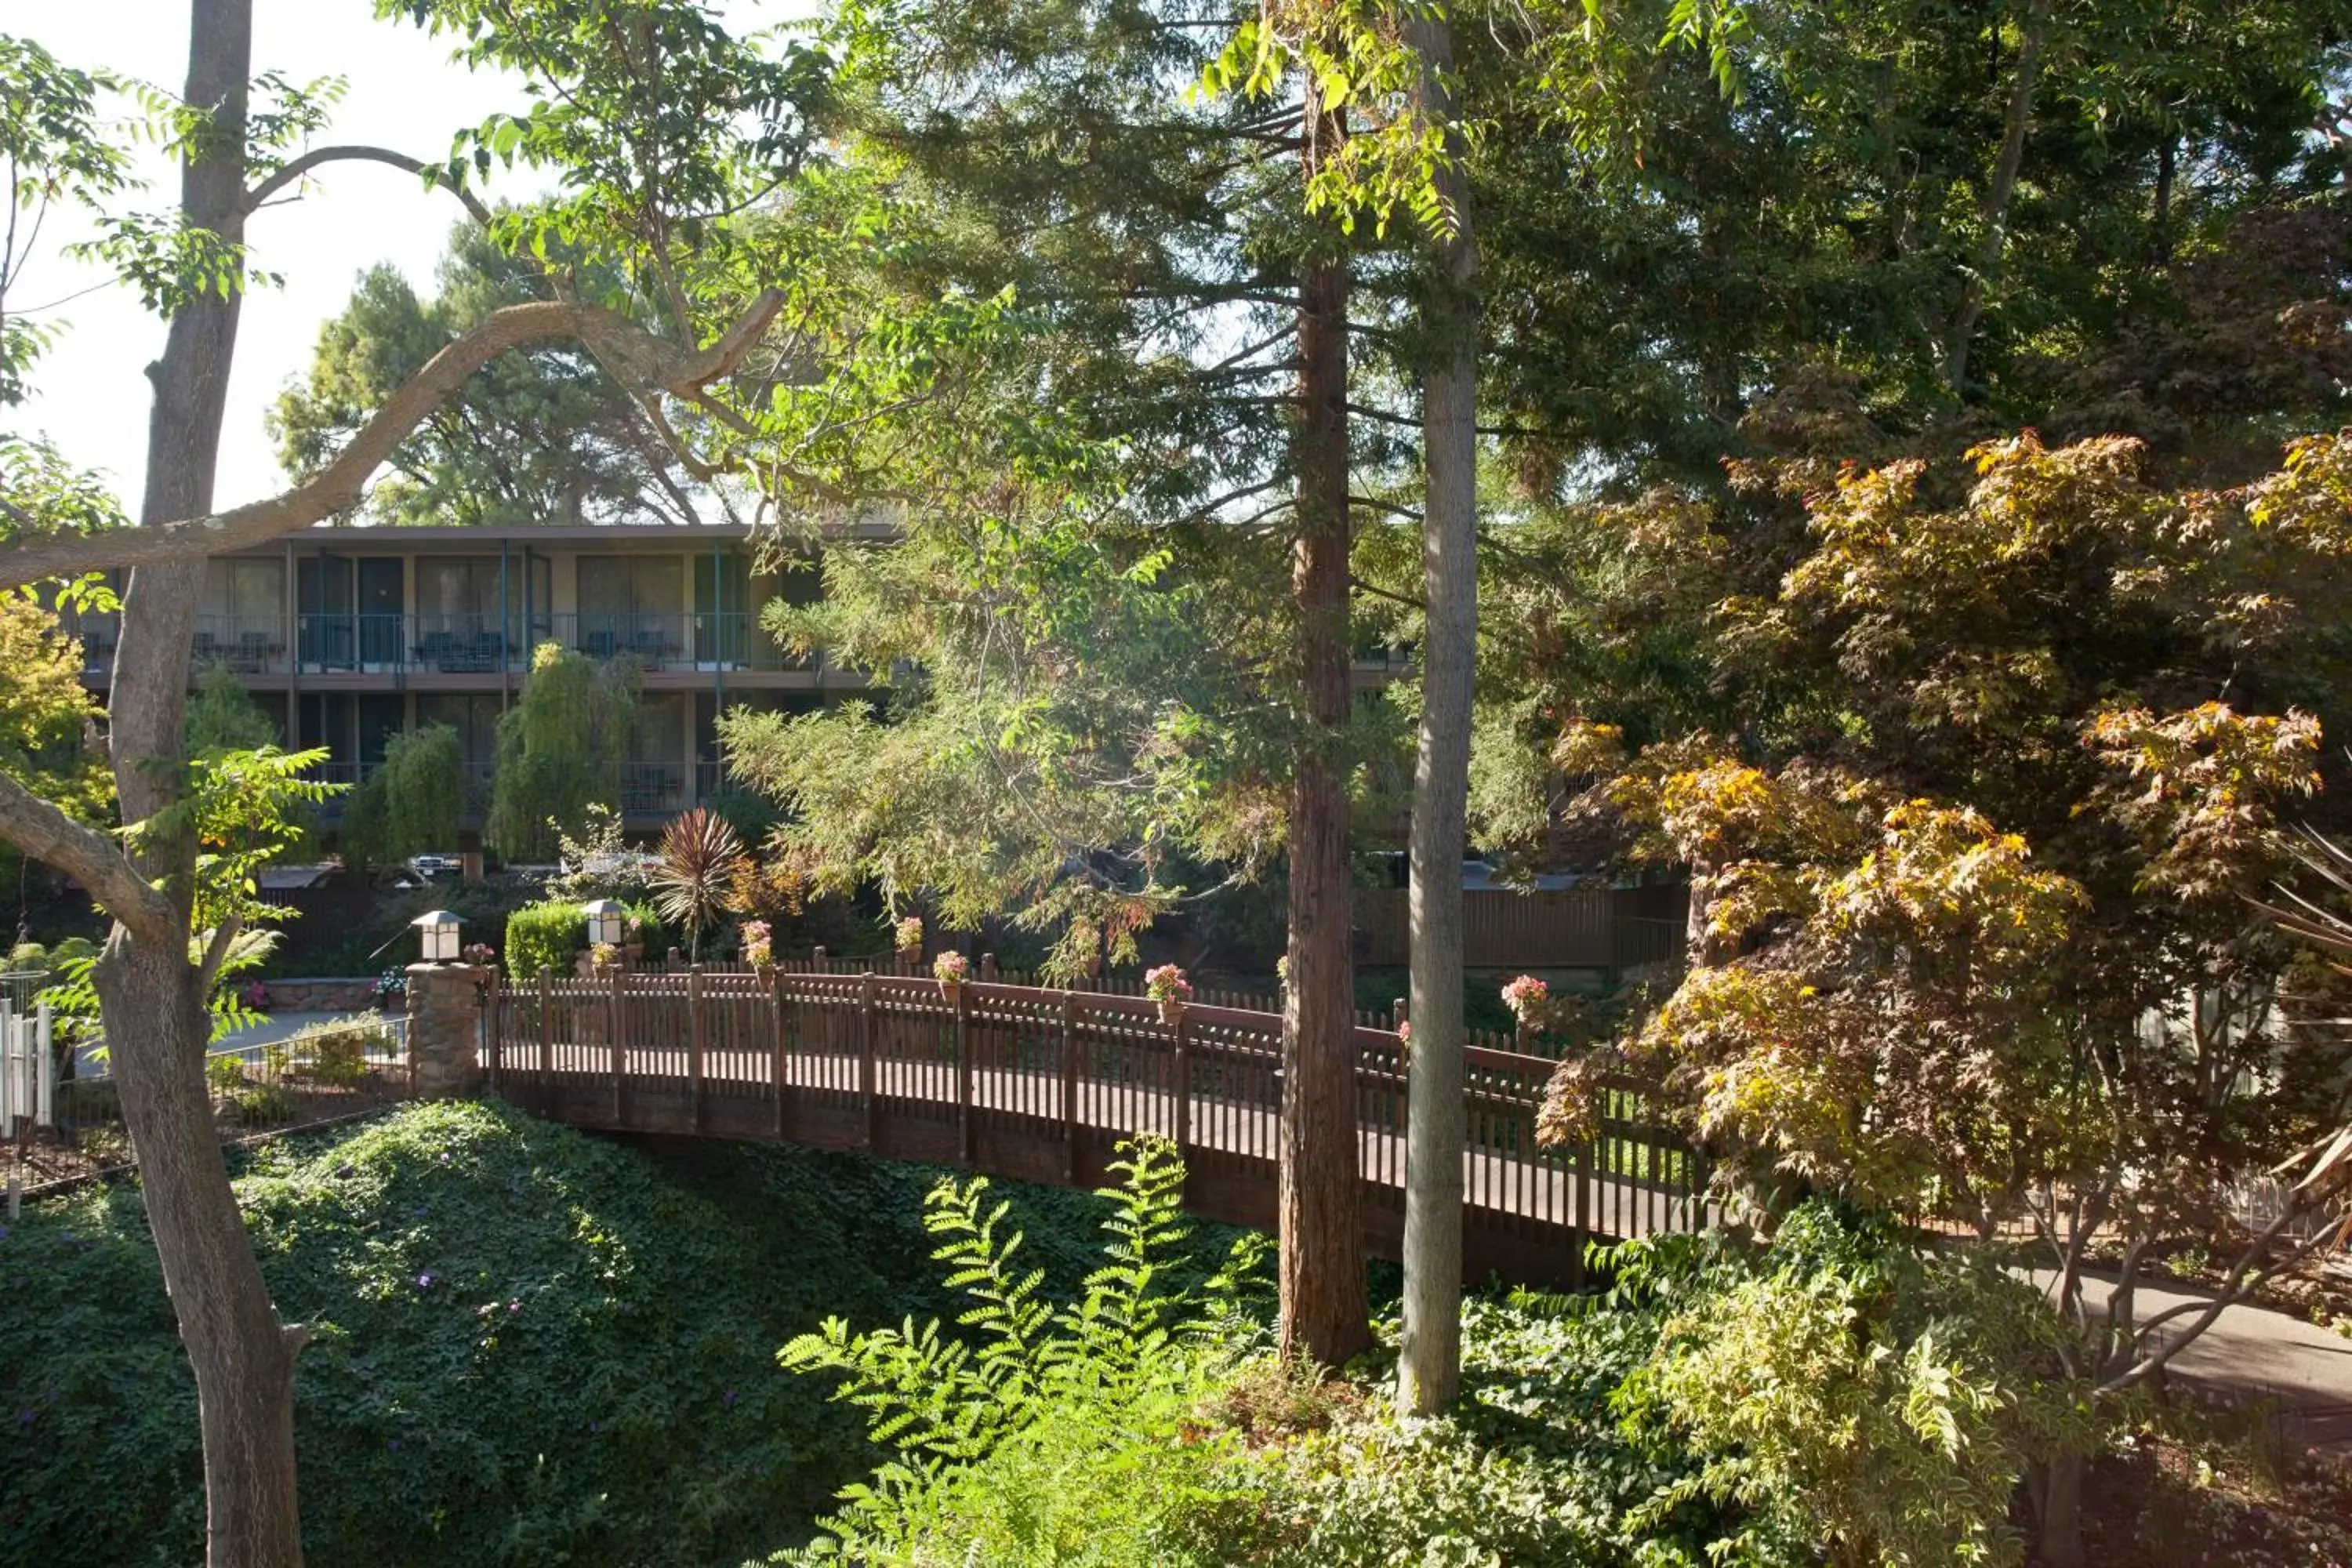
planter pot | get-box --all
[753,963,776,985]
[938,977,964,1004]
[1157,998,1185,1026]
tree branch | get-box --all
[0,291,786,586]
[0,768,175,942]
[195,910,245,995]
[242,145,495,229]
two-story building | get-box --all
[69,523,877,833]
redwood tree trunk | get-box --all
[1279,77,1370,1370]
[96,4,312,1563]
[1396,9,1479,1417]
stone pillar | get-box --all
[406,963,488,1099]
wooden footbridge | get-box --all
[487,966,1709,1286]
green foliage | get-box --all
[1610,1206,2091,1568]
[0,597,107,825]
[0,1102,1208,1568]
[776,1138,1269,1564]
[543,802,653,903]
[502,898,583,982]
[341,724,464,869]
[184,661,279,753]
[204,1051,248,1096]
[285,1014,394,1089]
[226,1080,299,1127]
[487,643,637,863]
[0,31,132,408]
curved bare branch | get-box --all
[0,768,175,942]
[242,144,495,229]
[0,289,786,586]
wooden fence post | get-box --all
[858,971,878,1149]
[688,965,706,1134]
[955,978,974,1166]
[1060,989,1080,1185]
[1173,1006,1191,1157]
[814,945,828,975]
[610,964,626,1126]
[772,969,789,1140]
[980,952,997,982]
[1572,1129,1595,1287]
[537,967,552,1108]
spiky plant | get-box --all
[652,808,750,960]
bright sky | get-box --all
[12,0,790,516]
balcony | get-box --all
[69,611,816,680]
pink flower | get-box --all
[1501,975,1550,1023]
[934,951,970,984]
[1144,964,1193,1004]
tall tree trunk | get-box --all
[96,3,312,1563]
[1396,12,1479,1418]
[1941,0,2056,397]
[1279,74,1370,1370]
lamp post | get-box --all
[405,910,481,1098]
[411,909,462,964]
[582,899,627,949]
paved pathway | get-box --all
[2046,1272,2352,1450]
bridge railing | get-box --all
[486,967,1708,1282]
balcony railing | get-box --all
[42,611,833,677]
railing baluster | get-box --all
[537,967,552,1109]
[609,964,625,1126]
[688,966,706,1134]
[1060,991,1079,1184]
[956,978,974,1166]
[858,971,878,1149]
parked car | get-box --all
[408,854,459,881]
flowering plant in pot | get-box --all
[741,920,774,974]
[1501,974,1551,1034]
[893,915,924,960]
[589,942,621,973]
[1145,964,1192,1024]
[933,949,969,1000]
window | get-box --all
[198,559,284,669]
[201,559,281,627]
[576,556,684,664]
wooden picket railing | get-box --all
[488,965,1708,1286]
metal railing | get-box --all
[284,612,814,675]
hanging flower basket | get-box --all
[934,950,970,1000]
[1145,964,1193,1025]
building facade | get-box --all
[68,524,873,833]
[65,520,1419,848]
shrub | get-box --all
[227,1082,298,1125]
[289,1014,392,1089]
[774,1138,1270,1566]
[1606,1204,2085,1568]
[205,1053,249,1095]
[341,724,464,869]
[0,1102,1117,1568]
[503,899,583,982]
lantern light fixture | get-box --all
[411,909,463,964]
[582,898,628,949]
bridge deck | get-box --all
[492,970,1708,1287]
